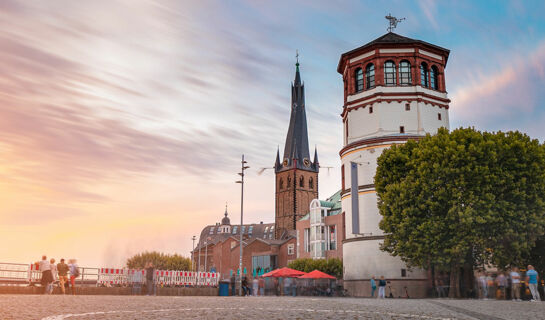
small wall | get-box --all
[0,286,218,296]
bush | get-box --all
[288,258,342,278]
[126,251,191,270]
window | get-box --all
[341,164,345,191]
[369,106,373,114]
[287,244,295,255]
[287,176,291,188]
[263,226,269,238]
[328,225,337,250]
[354,68,363,92]
[232,226,238,234]
[365,64,375,89]
[248,226,253,235]
[299,176,304,188]
[405,103,410,111]
[304,228,310,252]
[384,61,396,86]
[399,60,411,85]
[420,63,428,87]
[217,226,222,233]
[279,178,283,190]
[401,269,407,277]
[209,227,214,234]
[231,241,236,249]
[269,226,275,239]
[400,126,405,134]
[438,113,442,121]
[430,66,438,90]
[309,177,314,189]
[241,226,246,234]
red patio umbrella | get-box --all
[298,270,336,279]
[262,267,307,278]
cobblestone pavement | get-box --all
[0,295,544,320]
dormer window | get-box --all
[420,63,429,88]
[365,63,375,89]
[399,61,411,85]
[354,68,363,92]
[384,61,396,86]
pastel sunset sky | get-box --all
[1,0,544,267]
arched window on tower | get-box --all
[287,176,291,188]
[309,177,314,189]
[420,63,429,88]
[384,61,396,86]
[299,176,304,188]
[354,68,363,93]
[365,63,375,89]
[399,60,411,85]
[279,178,284,190]
[430,66,438,90]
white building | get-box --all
[337,32,451,297]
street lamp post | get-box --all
[191,235,196,271]
[235,154,249,296]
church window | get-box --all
[309,177,314,189]
[365,63,375,89]
[420,63,429,87]
[430,66,439,90]
[299,176,304,188]
[287,176,291,188]
[399,61,411,85]
[354,68,363,92]
[279,178,284,190]
[384,61,396,86]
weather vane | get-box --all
[385,14,405,32]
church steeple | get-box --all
[276,57,318,173]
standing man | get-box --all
[39,256,53,295]
[510,267,521,301]
[145,262,156,296]
[526,265,540,301]
[68,259,79,295]
[370,276,377,298]
[496,272,507,300]
[57,259,69,295]
[378,276,386,299]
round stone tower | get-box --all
[337,32,451,297]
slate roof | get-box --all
[275,62,319,173]
[337,32,450,73]
[195,222,276,251]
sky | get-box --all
[1,0,544,267]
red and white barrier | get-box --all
[96,268,219,287]
[97,268,127,286]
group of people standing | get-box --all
[38,255,79,295]
[478,265,541,301]
[370,276,388,298]
[232,275,266,296]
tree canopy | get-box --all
[375,127,545,297]
[288,258,343,278]
[126,251,191,271]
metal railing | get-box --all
[0,262,99,286]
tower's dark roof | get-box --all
[276,62,318,173]
[337,32,450,73]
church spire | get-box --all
[276,54,317,173]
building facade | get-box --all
[275,60,319,239]
[296,190,344,260]
[337,32,451,297]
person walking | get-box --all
[57,259,69,295]
[68,259,79,295]
[145,262,156,296]
[496,272,507,300]
[252,276,259,297]
[39,256,53,295]
[370,276,377,298]
[49,258,57,294]
[378,276,386,299]
[258,276,265,296]
[478,272,488,300]
[526,265,540,301]
[510,267,521,301]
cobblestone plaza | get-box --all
[1,295,544,320]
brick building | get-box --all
[296,190,345,260]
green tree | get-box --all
[126,251,191,270]
[375,128,545,297]
[288,258,342,278]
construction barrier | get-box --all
[96,268,220,287]
[97,268,127,286]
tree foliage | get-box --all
[375,128,545,296]
[288,258,343,278]
[126,251,191,270]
